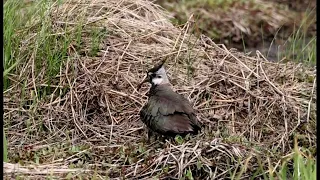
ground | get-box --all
[3,0,316,179]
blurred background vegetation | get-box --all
[156,0,316,65]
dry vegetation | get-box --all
[4,0,316,179]
[157,0,316,60]
[159,0,297,41]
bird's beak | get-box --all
[137,76,149,90]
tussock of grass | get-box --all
[3,0,316,179]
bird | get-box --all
[137,60,201,140]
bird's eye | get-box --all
[157,75,162,78]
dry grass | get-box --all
[158,0,316,60]
[3,0,316,179]
[159,0,300,43]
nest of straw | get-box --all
[4,0,316,179]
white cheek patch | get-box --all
[152,77,163,85]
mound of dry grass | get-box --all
[4,0,316,179]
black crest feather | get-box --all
[147,59,166,73]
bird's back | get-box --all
[140,84,201,136]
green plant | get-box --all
[280,8,316,66]
[3,0,24,88]
[174,135,184,144]
[276,136,316,180]
[185,168,194,180]
[89,27,108,56]
[4,0,84,92]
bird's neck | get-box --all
[152,82,171,88]
[148,83,172,96]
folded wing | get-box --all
[140,87,201,136]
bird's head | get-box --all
[137,59,169,90]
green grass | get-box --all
[279,8,316,66]
[275,136,316,180]
[4,0,77,91]
[3,0,108,164]
[228,136,316,180]
[3,0,24,87]
[3,0,108,102]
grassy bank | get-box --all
[4,0,316,179]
